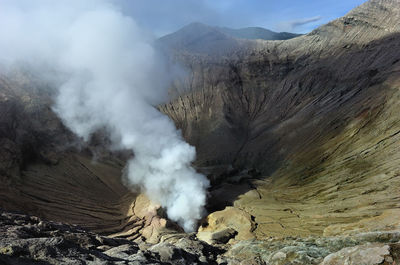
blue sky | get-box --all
[118,0,367,36]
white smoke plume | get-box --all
[0,0,209,232]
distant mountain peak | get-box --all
[157,22,300,55]
[161,22,300,41]
[218,26,301,40]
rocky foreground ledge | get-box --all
[1,209,400,265]
[0,210,224,265]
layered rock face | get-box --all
[1,0,400,264]
[160,0,400,241]
[0,71,176,242]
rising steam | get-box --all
[0,0,209,231]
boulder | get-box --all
[197,228,237,245]
[320,243,390,265]
[198,207,255,243]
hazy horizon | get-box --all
[117,0,367,37]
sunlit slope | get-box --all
[161,0,400,237]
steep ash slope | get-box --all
[160,0,400,238]
[0,72,129,230]
[0,71,177,242]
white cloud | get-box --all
[277,15,322,32]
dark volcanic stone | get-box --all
[0,210,224,264]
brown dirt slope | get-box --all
[160,0,400,238]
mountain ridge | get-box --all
[157,22,300,55]
[218,26,301,40]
